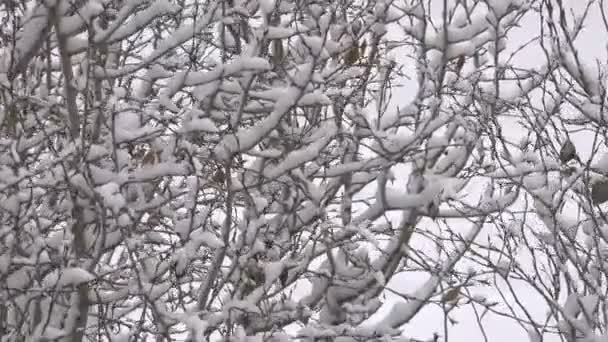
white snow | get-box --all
[190,229,225,249]
[181,117,220,133]
[301,36,330,58]
[259,0,276,15]
[214,86,302,161]
[96,182,126,213]
[105,0,180,43]
[114,111,160,143]
[263,124,336,179]
[42,267,95,288]
[177,314,209,342]
[263,261,284,287]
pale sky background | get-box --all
[367,2,608,342]
[296,1,608,342]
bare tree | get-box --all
[1,0,608,341]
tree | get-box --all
[0,0,607,341]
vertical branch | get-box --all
[49,3,87,341]
[198,163,234,310]
[50,7,80,139]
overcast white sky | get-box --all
[358,2,608,342]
